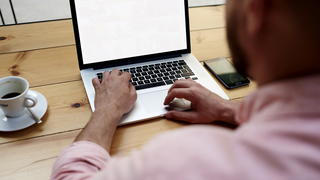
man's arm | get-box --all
[51,70,137,180]
[75,70,137,150]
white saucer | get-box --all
[0,90,48,132]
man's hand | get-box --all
[75,70,137,151]
[92,70,137,117]
[164,79,239,124]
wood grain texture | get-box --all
[189,6,225,31]
[0,20,75,54]
[0,46,80,87]
[192,28,229,61]
[0,6,225,54]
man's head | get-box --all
[225,0,320,85]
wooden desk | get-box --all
[0,5,256,180]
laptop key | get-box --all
[165,80,174,85]
[132,77,138,81]
[150,78,157,83]
[138,76,145,81]
[181,72,195,77]
[135,81,166,90]
[169,75,175,79]
[138,81,144,85]
[157,78,163,81]
[192,77,198,80]
[175,70,182,74]
[163,76,169,80]
[145,75,151,79]
[177,66,184,70]
[181,69,188,73]
[144,80,150,84]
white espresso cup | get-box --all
[0,76,38,117]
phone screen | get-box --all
[205,58,249,88]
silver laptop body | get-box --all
[70,0,229,125]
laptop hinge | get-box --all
[93,54,182,70]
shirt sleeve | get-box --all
[51,141,110,180]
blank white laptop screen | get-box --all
[74,0,188,65]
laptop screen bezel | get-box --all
[70,0,191,70]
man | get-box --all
[52,0,320,179]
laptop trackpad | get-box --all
[120,90,168,125]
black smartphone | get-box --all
[204,58,250,89]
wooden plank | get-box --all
[0,119,184,180]
[0,28,229,87]
[191,28,230,61]
[0,6,225,54]
[189,6,225,31]
[0,46,80,87]
[0,20,75,54]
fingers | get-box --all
[122,72,132,82]
[130,84,138,100]
[92,77,100,90]
[102,71,110,83]
[168,79,192,92]
[165,111,198,123]
[110,69,121,76]
[164,88,195,105]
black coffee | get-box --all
[1,92,21,99]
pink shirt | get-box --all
[51,75,320,180]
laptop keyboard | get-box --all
[96,60,198,90]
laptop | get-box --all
[69,0,229,125]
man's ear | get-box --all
[244,0,270,36]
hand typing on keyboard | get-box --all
[93,70,137,116]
